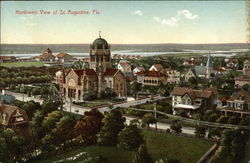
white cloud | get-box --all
[132,10,143,16]
[153,17,161,22]
[153,9,199,26]
[177,9,199,20]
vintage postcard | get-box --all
[0,1,250,163]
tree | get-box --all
[141,113,156,130]
[239,117,250,126]
[118,124,144,150]
[74,109,104,145]
[155,158,180,163]
[216,116,229,124]
[207,113,218,122]
[30,110,45,139]
[100,87,117,99]
[0,129,26,162]
[44,116,75,148]
[41,100,60,114]
[22,100,41,119]
[98,109,125,146]
[195,126,207,138]
[133,144,152,163]
[83,91,97,101]
[170,121,182,134]
[42,111,63,132]
[130,82,142,98]
[227,116,241,125]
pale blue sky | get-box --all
[1,1,247,44]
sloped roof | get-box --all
[228,90,250,103]
[194,66,206,76]
[56,53,72,58]
[137,70,166,77]
[152,64,164,70]
[36,53,55,59]
[0,104,29,126]
[103,68,119,76]
[172,87,215,99]
[73,69,97,77]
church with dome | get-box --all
[54,35,126,101]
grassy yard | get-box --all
[79,103,106,108]
[36,130,214,163]
[0,61,44,67]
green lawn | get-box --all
[0,61,44,67]
[243,138,250,163]
[80,103,106,108]
[144,131,213,163]
[36,130,214,163]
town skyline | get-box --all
[1,1,248,44]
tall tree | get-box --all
[98,109,125,146]
[132,144,153,163]
[118,124,144,150]
[74,109,104,145]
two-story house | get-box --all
[172,87,218,116]
[0,103,29,130]
[220,90,250,117]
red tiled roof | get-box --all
[153,64,163,70]
[136,70,166,77]
[56,53,71,58]
[73,69,97,77]
[103,68,119,76]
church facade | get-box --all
[55,36,126,101]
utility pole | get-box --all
[154,103,157,131]
[69,97,72,113]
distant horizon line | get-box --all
[1,42,249,45]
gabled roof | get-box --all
[72,69,97,77]
[103,68,119,76]
[0,104,29,126]
[151,64,164,70]
[194,66,206,76]
[228,90,250,103]
[137,70,166,77]
[36,53,55,59]
[172,87,215,99]
[56,53,72,58]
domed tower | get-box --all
[89,33,111,73]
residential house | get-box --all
[35,48,55,62]
[0,56,17,63]
[172,87,218,116]
[117,60,133,77]
[149,64,164,73]
[0,103,29,129]
[55,53,74,63]
[235,59,250,87]
[219,90,250,117]
[184,55,229,81]
[133,66,145,76]
[164,68,180,84]
[136,70,167,86]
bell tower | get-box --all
[89,32,111,73]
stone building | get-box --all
[55,35,126,101]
